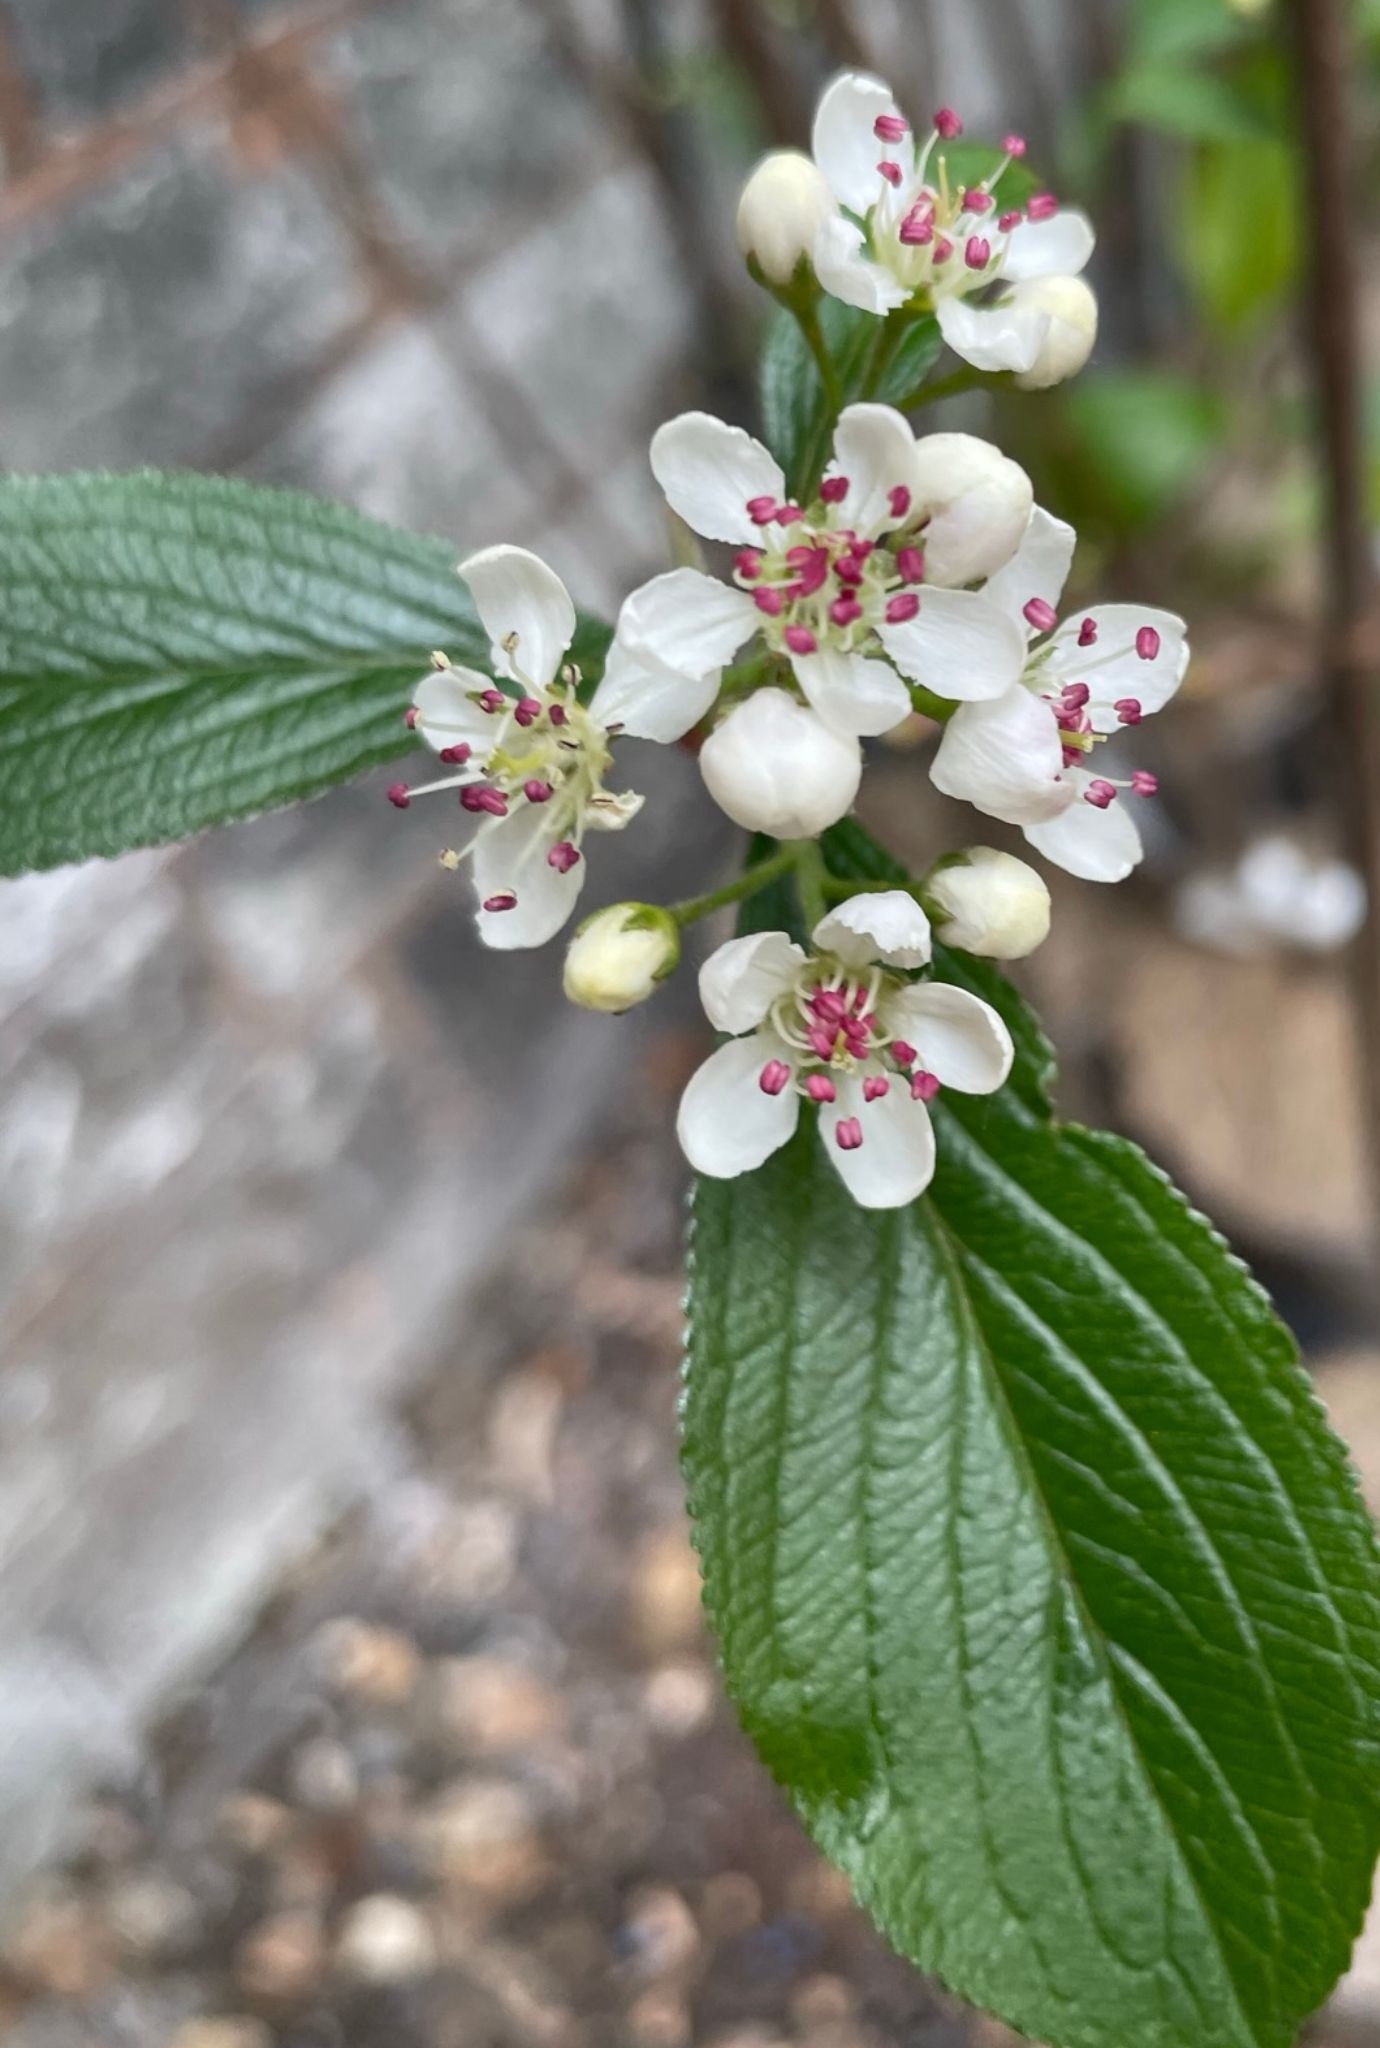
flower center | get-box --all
[757,958,941,1128]
[733,491,926,660]
[1022,611,1164,811]
[857,108,1055,303]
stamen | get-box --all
[483,892,518,913]
[1024,597,1058,633]
[878,159,904,187]
[746,494,779,525]
[897,545,926,584]
[964,187,994,214]
[998,209,1023,232]
[835,1118,864,1151]
[1061,682,1090,709]
[900,202,935,247]
[911,1071,940,1103]
[523,778,554,803]
[935,107,963,139]
[1114,698,1143,726]
[835,556,865,587]
[808,1026,839,1061]
[461,785,509,817]
[886,593,920,624]
[812,989,849,1022]
[965,235,991,269]
[404,707,419,729]
[547,841,581,873]
[513,697,542,727]
[820,475,850,505]
[755,586,785,616]
[1136,626,1162,661]
[549,703,569,727]
[439,743,472,765]
[831,595,863,627]
[1078,617,1099,647]
[777,504,805,524]
[735,548,764,580]
[387,783,411,809]
[1004,134,1028,158]
[1131,770,1159,796]
[807,1074,837,1103]
[1026,192,1059,221]
[1084,780,1117,809]
[478,689,507,713]
[863,1076,890,1102]
[760,1060,792,1096]
[933,235,954,263]
[784,625,819,655]
[874,113,909,143]
[888,484,912,520]
[891,1040,917,1068]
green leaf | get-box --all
[683,820,1380,2048]
[0,471,611,877]
[1177,136,1301,335]
[761,306,944,501]
[1107,66,1279,142]
[1060,370,1227,531]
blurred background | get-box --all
[2,0,1380,2043]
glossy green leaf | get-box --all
[683,820,1380,2048]
[761,306,942,500]
[1177,136,1301,335]
[0,471,610,877]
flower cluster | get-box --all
[382,68,1190,1208]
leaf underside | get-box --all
[0,471,609,877]
[683,821,1380,2048]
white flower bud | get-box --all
[909,433,1035,587]
[1010,276,1099,391]
[926,847,1052,960]
[699,688,861,840]
[735,150,835,287]
[563,903,680,1013]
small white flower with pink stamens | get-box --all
[677,891,1013,1209]
[805,71,1097,384]
[592,404,1032,757]
[929,508,1188,882]
[390,544,642,950]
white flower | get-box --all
[926,847,1051,958]
[807,71,1097,384]
[563,903,680,1012]
[928,508,1189,882]
[1006,276,1098,391]
[699,689,861,839]
[592,405,1031,748]
[736,150,836,286]
[677,892,1013,1209]
[390,544,643,950]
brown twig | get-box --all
[1288,0,1380,1238]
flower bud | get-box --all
[1010,275,1099,391]
[735,150,835,287]
[563,903,680,1013]
[908,434,1035,587]
[926,847,1051,959]
[699,688,861,840]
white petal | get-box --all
[1001,208,1096,282]
[650,412,785,546]
[792,647,911,736]
[413,665,501,756]
[908,433,1034,586]
[459,544,574,691]
[699,929,806,1033]
[930,689,1075,827]
[827,403,921,536]
[981,507,1077,627]
[813,212,909,315]
[812,70,903,214]
[699,690,862,840]
[1023,774,1144,883]
[614,568,758,682]
[813,889,931,970]
[677,1034,801,1179]
[877,589,1027,703]
[471,805,586,950]
[937,293,1052,375]
[825,1072,937,1209]
[588,638,719,745]
[888,982,1014,1094]
[1050,604,1189,721]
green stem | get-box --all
[789,838,831,930]
[898,363,1011,414]
[668,845,797,928]
[910,683,959,724]
[861,311,907,400]
[791,298,843,415]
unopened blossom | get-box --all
[678,890,1013,1208]
[699,688,861,839]
[594,405,1031,748]
[390,545,642,949]
[736,150,836,286]
[925,846,1051,958]
[928,508,1188,881]
[806,71,1097,383]
[563,903,680,1012]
